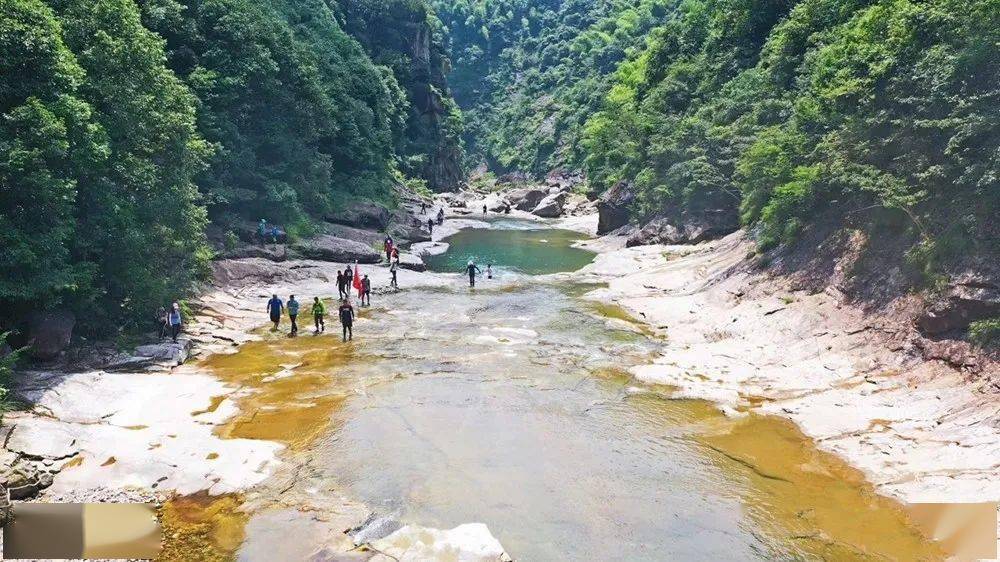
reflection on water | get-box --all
[215,283,941,561]
[424,227,596,275]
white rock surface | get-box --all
[368,523,512,562]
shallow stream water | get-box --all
[180,222,943,561]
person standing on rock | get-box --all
[420,201,427,214]
[157,305,168,339]
[427,217,434,236]
[467,261,482,288]
[487,263,493,280]
[312,297,326,334]
[384,236,394,263]
[437,208,444,225]
[287,295,300,336]
[337,270,347,300]
[168,302,183,343]
[361,275,371,306]
[267,294,284,331]
[339,299,355,342]
[483,204,487,216]
[390,260,399,289]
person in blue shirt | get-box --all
[267,294,284,331]
[168,302,183,343]
[287,295,300,336]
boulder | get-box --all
[220,244,287,262]
[212,259,293,288]
[509,188,548,212]
[531,192,568,218]
[322,223,382,246]
[917,278,1000,335]
[28,311,75,360]
[597,180,635,234]
[291,235,381,264]
[396,253,426,272]
[326,201,390,230]
[626,210,738,247]
[389,223,432,245]
[133,340,192,367]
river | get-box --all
[175,220,943,561]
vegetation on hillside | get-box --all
[436,0,998,284]
[1,0,461,338]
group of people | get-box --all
[156,303,184,343]
[267,293,357,342]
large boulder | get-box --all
[917,277,1000,335]
[292,235,381,263]
[531,192,568,218]
[597,180,635,234]
[326,201,391,230]
[509,188,548,211]
[28,311,75,360]
[625,213,737,247]
[219,244,287,262]
[396,253,427,272]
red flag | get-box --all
[353,263,363,297]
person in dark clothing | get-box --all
[312,297,326,334]
[157,305,168,338]
[168,302,183,343]
[437,208,444,225]
[483,204,487,216]
[427,218,434,235]
[287,295,300,335]
[339,299,355,342]
[466,261,483,287]
[361,275,371,306]
[344,266,353,287]
[336,270,346,299]
[487,263,493,279]
[504,203,511,214]
[267,294,283,331]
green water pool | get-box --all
[424,227,596,275]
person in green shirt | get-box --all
[312,297,326,334]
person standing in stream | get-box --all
[267,294,284,331]
[287,295,300,336]
[339,299,355,342]
[344,265,353,290]
[361,274,371,306]
[312,297,326,334]
[352,262,363,299]
[467,260,483,288]
[336,270,346,299]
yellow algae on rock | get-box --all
[159,494,247,562]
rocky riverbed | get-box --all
[3,181,998,559]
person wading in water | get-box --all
[312,297,326,334]
[339,299,355,342]
[287,294,300,336]
[361,275,371,306]
[467,260,483,288]
[267,294,284,331]
[336,270,346,299]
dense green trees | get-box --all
[582,0,998,270]
[1,0,462,339]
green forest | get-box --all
[1,0,462,335]
[2,0,998,342]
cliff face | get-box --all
[338,0,465,192]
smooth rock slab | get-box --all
[368,523,512,562]
[396,253,426,272]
